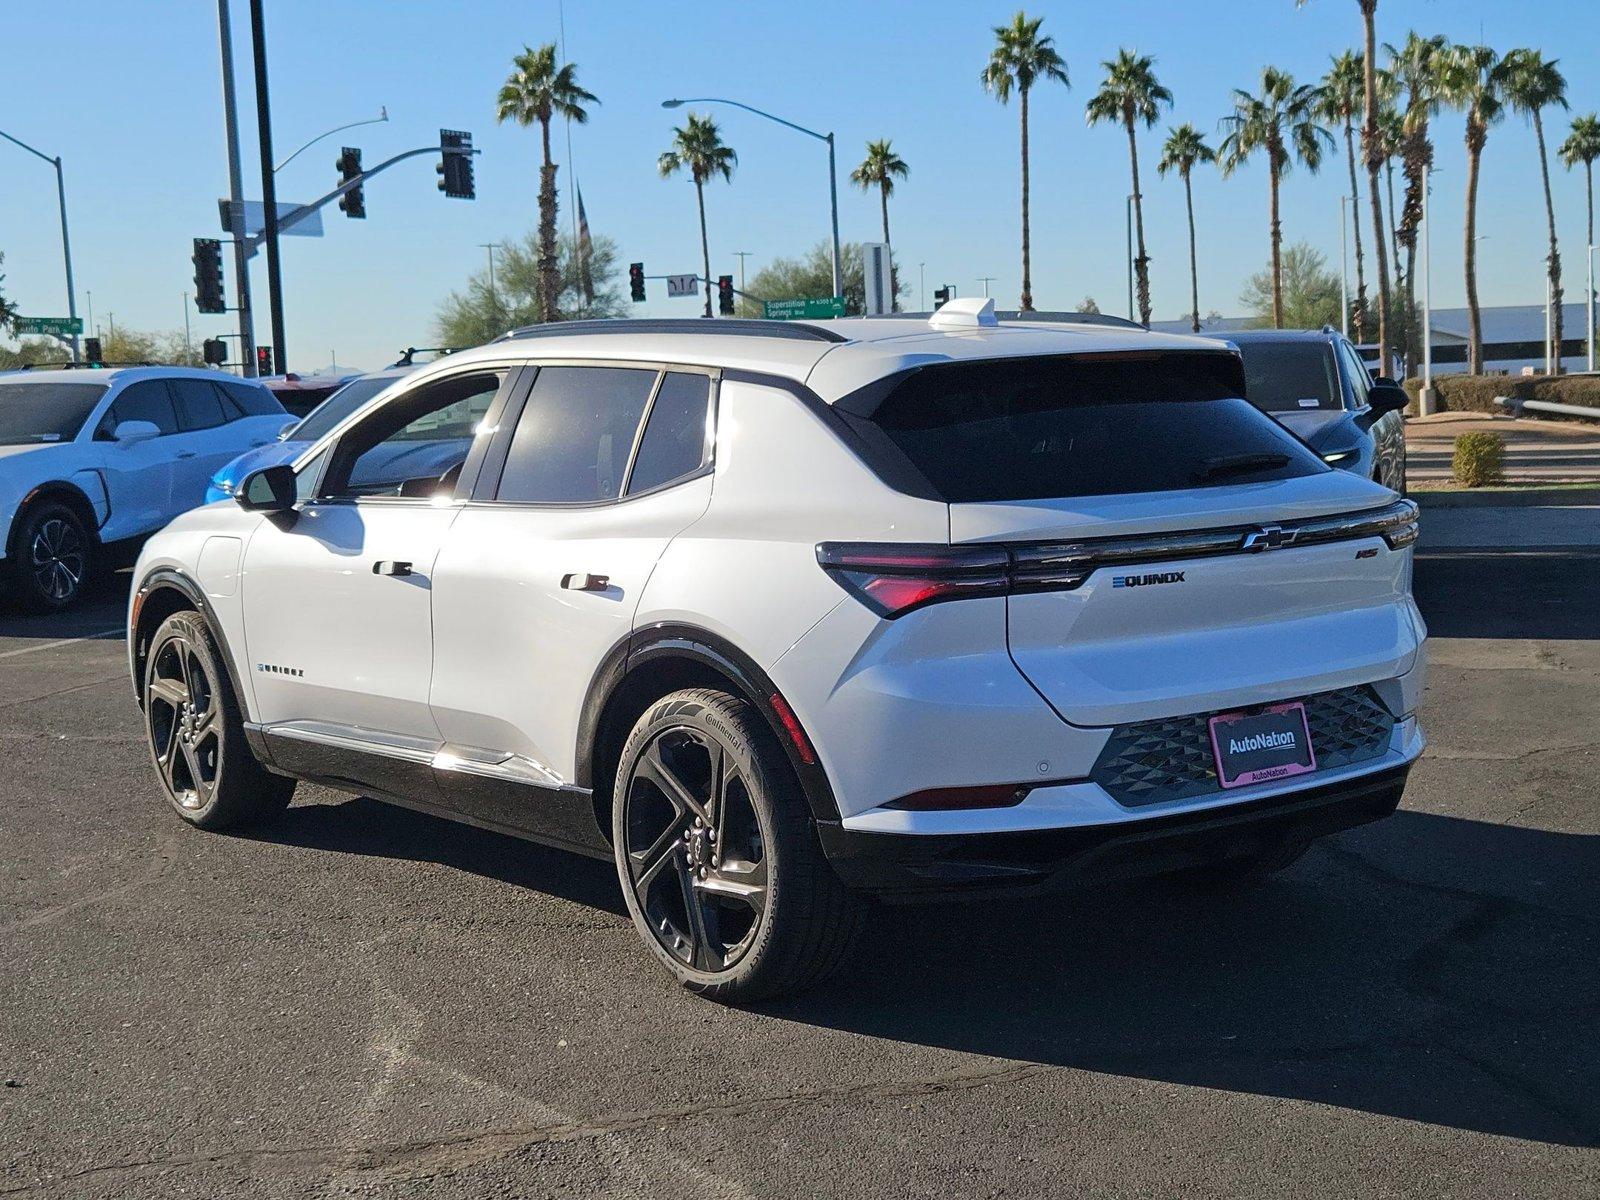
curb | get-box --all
[1413,486,1600,509]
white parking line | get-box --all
[0,628,123,660]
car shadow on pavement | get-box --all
[253,795,630,918]
[1414,549,1600,639]
[768,810,1599,1149]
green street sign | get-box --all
[762,296,846,321]
[14,315,83,337]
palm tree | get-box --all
[1317,51,1371,340]
[1158,124,1216,333]
[981,11,1070,312]
[495,44,598,323]
[1219,67,1334,328]
[658,114,737,318]
[1086,50,1173,326]
[1386,32,1449,368]
[1438,44,1510,374]
[1562,113,1600,350]
[850,140,910,310]
[1504,49,1569,373]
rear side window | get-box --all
[496,366,657,504]
[168,378,228,430]
[852,353,1325,503]
[101,380,179,438]
[217,379,283,417]
[627,372,711,495]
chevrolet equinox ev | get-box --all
[127,300,1427,1001]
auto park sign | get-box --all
[14,315,83,337]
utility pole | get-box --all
[217,0,257,375]
[733,251,752,294]
[182,293,192,356]
[248,0,286,374]
[977,276,996,298]
[919,262,926,312]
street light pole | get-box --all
[0,128,81,362]
[1588,244,1597,373]
[662,98,842,301]
[480,243,498,309]
[1125,195,1134,321]
[216,0,257,376]
[1339,195,1350,339]
[1422,170,1433,394]
[248,0,287,375]
[919,262,926,312]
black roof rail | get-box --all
[496,317,850,345]
[391,345,467,367]
[17,360,158,370]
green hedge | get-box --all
[1402,373,1600,417]
[1452,432,1506,487]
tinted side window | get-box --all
[101,380,179,437]
[627,372,711,495]
[1339,343,1372,409]
[496,366,657,504]
[217,379,282,417]
[331,372,502,497]
[169,379,227,430]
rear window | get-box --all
[1235,340,1342,412]
[217,379,284,417]
[850,353,1325,503]
[0,381,106,445]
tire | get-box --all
[612,687,861,1003]
[142,610,295,831]
[5,500,94,613]
[1170,839,1311,889]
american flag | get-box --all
[576,184,595,305]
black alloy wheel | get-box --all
[6,502,92,612]
[146,627,222,813]
[622,724,770,974]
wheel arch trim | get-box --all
[576,622,842,823]
[130,567,256,733]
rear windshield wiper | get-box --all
[1191,452,1291,484]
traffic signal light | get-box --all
[336,147,365,218]
[629,262,646,303]
[256,345,274,376]
[932,286,951,309]
[437,130,475,199]
[83,337,102,365]
[193,238,225,314]
[202,338,227,366]
[717,275,735,316]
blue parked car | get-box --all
[205,367,413,503]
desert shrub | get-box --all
[1452,432,1506,487]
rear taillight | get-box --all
[814,543,1010,618]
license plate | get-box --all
[1208,702,1316,789]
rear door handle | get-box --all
[176,451,197,459]
[560,572,610,591]
[373,560,414,577]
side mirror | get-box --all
[112,419,161,444]
[275,418,299,442]
[1367,382,1410,418]
[236,464,297,512]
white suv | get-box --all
[127,301,1426,1000]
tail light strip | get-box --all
[818,499,1419,619]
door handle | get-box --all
[372,560,414,577]
[560,572,610,591]
[176,451,198,459]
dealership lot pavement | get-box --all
[1,551,1596,1198]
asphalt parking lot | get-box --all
[2,546,1596,1197]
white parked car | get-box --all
[0,366,287,611]
[128,301,1426,1000]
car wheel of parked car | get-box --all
[613,688,862,1002]
[6,500,93,613]
[143,611,294,830]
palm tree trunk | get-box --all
[880,183,899,312]
[1532,108,1563,373]
[1269,161,1284,329]
[1126,116,1151,326]
[1386,158,1405,364]
[538,116,560,322]
[1019,88,1033,311]
[1464,137,1483,374]
[696,178,712,319]
[1343,116,1369,342]
[1361,2,1393,376]
[1184,169,1200,333]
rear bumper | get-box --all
[816,760,1410,900]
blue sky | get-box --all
[3,0,1597,371]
